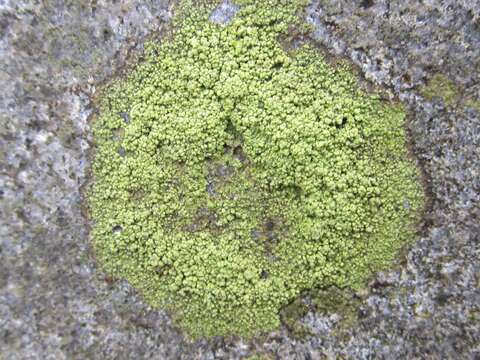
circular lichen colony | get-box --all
[88,0,424,338]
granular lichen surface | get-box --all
[88,0,424,338]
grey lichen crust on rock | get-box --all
[0,0,479,360]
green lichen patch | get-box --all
[419,73,480,113]
[465,98,480,113]
[88,0,424,339]
[311,287,362,330]
[420,73,461,107]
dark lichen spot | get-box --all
[360,0,375,9]
[112,225,122,234]
[260,270,269,279]
[233,145,248,164]
[118,111,130,124]
[103,27,112,41]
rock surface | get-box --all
[0,0,479,359]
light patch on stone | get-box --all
[209,1,240,25]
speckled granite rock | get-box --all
[1,0,479,359]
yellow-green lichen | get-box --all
[88,0,424,339]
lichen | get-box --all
[311,286,362,331]
[465,98,480,113]
[280,297,311,339]
[419,74,480,113]
[244,355,270,360]
[88,0,424,339]
[420,73,461,107]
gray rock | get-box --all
[209,1,239,25]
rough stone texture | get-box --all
[209,0,239,25]
[0,0,479,359]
